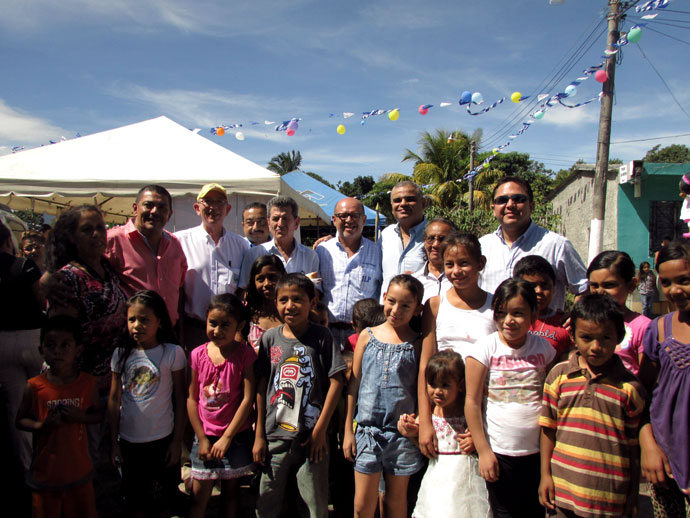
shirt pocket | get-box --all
[350,262,379,290]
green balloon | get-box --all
[628,27,642,43]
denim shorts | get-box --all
[190,429,254,480]
[354,425,423,476]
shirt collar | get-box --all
[495,220,536,245]
[125,218,170,241]
[335,233,364,253]
[564,351,629,381]
[395,217,427,238]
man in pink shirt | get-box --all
[105,185,187,325]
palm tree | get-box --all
[463,165,504,209]
[402,129,482,209]
[267,150,302,175]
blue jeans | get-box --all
[640,294,655,318]
[256,438,329,518]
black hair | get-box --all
[492,278,538,318]
[276,272,316,300]
[680,175,690,196]
[46,205,104,272]
[570,293,625,342]
[267,196,299,219]
[135,185,173,209]
[425,350,465,388]
[207,293,248,325]
[656,239,690,271]
[242,202,267,218]
[21,230,45,246]
[638,261,654,283]
[309,301,329,325]
[41,315,83,345]
[387,274,425,305]
[513,255,556,284]
[491,176,534,203]
[442,232,483,264]
[352,299,386,330]
[245,254,287,311]
[587,250,636,283]
[119,290,177,372]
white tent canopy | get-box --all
[0,116,281,230]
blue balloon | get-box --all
[460,91,472,105]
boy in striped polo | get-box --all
[538,293,646,518]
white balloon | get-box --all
[235,132,245,141]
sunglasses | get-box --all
[493,194,529,205]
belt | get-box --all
[329,322,353,330]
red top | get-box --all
[529,312,572,359]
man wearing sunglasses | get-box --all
[478,176,587,313]
[175,183,250,347]
[316,197,382,348]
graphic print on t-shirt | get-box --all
[202,376,229,409]
[123,355,160,402]
[270,346,321,432]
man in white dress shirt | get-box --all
[316,197,382,348]
[175,183,250,347]
[379,181,428,300]
[238,196,319,289]
[478,176,587,313]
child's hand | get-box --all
[303,426,328,463]
[397,413,419,438]
[343,431,356,463]
[418,419,438,459]
[478,450,499,482]
[210,436,231,460]
[41,407,63,429]
[165,439,181,467]
[111,443,123,469]
[252,436,267,466]
[197,437,212,461]
[641,436,673,486]
[538,473,556,510]
[456,428,475,454]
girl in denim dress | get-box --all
[344,274,425,518]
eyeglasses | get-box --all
[199,198,227,208]
[492,194,529,205]
[424,235,447,244]
[334,212,364,221]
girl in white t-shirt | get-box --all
[465,278,555,518]
[108,290,187,517]
[418,233,496,458]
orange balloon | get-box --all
[216,126,225,136]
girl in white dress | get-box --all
[398,350,491,518]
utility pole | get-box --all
[468,140,477,211]
[589,0,622,263]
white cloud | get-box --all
[0,100,71,150]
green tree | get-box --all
[267,150,302,175]
[304,171,335,189]
[338,175,376,198]
[644,144,690,163]
[13,209,44,231]
[402,129,481,208]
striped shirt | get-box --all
[316,235,382,323]
[540,353,646,518]
[379,218,427,300]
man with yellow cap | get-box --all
[175,183,250,348]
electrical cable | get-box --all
[611,132,690,144]
[635,43,690,120]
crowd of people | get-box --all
[0,176,688,518]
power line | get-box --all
[635,43,690,121]
[610,132,690,144]
[643,25,690,46]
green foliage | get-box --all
[337,175,376,198]
[304,171,335,189]
[644,144,690,163]
[267,150,302,175]
[13,210,44,231]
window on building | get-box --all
[649,200,685,255]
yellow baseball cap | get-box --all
[197,183,227,201]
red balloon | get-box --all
[418,105,429,115]
[287,129,295,136]
[595,70,608,83]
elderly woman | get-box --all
[46,205,126,390]
[0,222,45,476]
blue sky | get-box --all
[1,0,688,185]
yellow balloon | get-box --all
[337,124,346,135]
[493,148,499,154]
[511,91,522,103]
[388,109,399,121]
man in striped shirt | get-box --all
[539,293,646,518]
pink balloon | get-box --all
[595,70,608,83]
[286,129,295,136]
[418,105,429,115]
